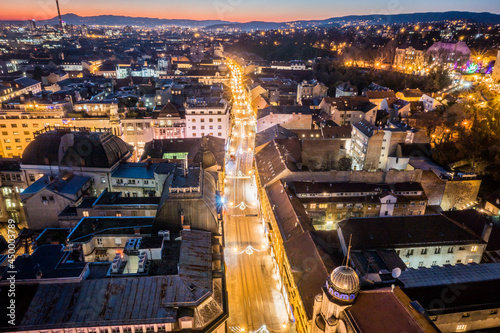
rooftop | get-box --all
[338,214,485,250]
[22,128,131,169]
[67,217,155,243]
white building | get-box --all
[185,97,230,140]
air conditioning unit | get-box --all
[158,230,170,241]
[111,254,121,273]
[126,239,137,251]
[138,257,146,273]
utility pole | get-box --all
[55,0,64,33]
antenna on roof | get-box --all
[345,234,352,268]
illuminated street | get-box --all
[223,59,291,333]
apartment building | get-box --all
[393,45,426,74]
[350,120,424,171]
[184,97,230,139]
[292,181,427,230]
[0,77,42,103]
[296,79,328,105]
[0,101,70,157]
[321,96,378,126]
[338,214,487,269]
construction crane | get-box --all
[55,0,64,33]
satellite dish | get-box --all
[392,267,402,279]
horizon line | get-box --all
[0,10,498,24]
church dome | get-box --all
[193,146,217,169]
[22,129,131,168]
[330,266,360,293]
[325,266,360,304]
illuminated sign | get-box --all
[328,288,356,301]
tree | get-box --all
[321,152,337,171]
[337,157,352,171]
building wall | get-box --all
[485,201,500,216]
[432,309,500,333]
[185,109,230,139]
[24,189,74,229]
[440,179,481,211]
[301,139,348,170]
[304,196,427,230]
[0,113,65,158]
[397,244,485,268]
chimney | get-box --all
[482,222,493,243]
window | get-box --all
[435,247,441,254]
[25,138,31,142]
[29,174,35,182]
[468,258,474,263]
[456,259,462,264]
[192,126,196,130]
[22,124,28,128]
[310,204,316,209]
[96,238,103,245]
[459,246,465,251]
[471,246,478,252]
[218,118,222,122]
[456,324,467,331]
[3,139,10,143]
[49,196,54,201]
[24,131,30,135]
[418,261,424,267]
[318,204,328,209]
[407,249,414,256]
[448,247,454,253]
[83,211,89,217]
[421,248,427,255]
[431,261,437,266]
[209,118,213,122]
[11,124,17,128]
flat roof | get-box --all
[67,217,155,243]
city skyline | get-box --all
[1,0,499,22]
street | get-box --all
[223,60,291,333]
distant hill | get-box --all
[22,13,231,28]
[1,11,499,29]
[206,11,500,30]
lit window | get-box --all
[83,211,89,217]
[471,246,478,252]
[456,325,467,331]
